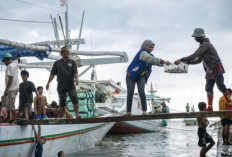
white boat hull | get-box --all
[0,122,114,157]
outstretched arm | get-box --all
[38,125,41,138]
[175,57,202,65]
[139,51,170,66]
[34,97,37,116]
[45,97,50,108]
[74,73,78,85]
[46,74,55,90]
[32,125,39,141]
[187,57,202,65]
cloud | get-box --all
[0,0,232,111]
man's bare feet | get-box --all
[10,121,17,126]
[123,112,131,116]
[142,111,147,115]
[76,115,81,119]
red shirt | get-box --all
[205,63,225,79]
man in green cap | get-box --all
[174,28,231,111]
[2,53,19,125]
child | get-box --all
[0,101,7,123]
[197,102,215,157]
[58,151,66,157]
[34,86,49,120]
[19,70,38,120]
[32,125,46,157]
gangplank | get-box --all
[17,111,232,125]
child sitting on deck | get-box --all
[197,102,215,157]
[0,101,7,123]
[34,86,49,120]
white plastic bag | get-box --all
[164,63,188,73]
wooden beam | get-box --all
[17,111,232,125]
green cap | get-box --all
[2,53,12,62]
[192,28,205,37]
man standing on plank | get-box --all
[46,46,80,119]
[175,28,231,111]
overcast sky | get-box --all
[0,0,232,112]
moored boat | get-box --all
[183,103,197,125]
[0,122,114,157]
[94,81,171,134]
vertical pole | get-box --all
[50,15,60,48]
[65,4,69,45]
[53,18,60,48]
[77,10,85,50]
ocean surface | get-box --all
[70,120,219,157]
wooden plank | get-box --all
[17,111,232,125]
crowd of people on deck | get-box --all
[0,68,74,124]
[0,46,79,125]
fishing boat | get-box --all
[183,119,197,125]
[0,35,125,155]
[183,103,197,125]
[0,3,128,156]
[0,33,127,156]
[94,81,171,134]
[0,122,114,157]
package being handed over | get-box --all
[164,63,188,73]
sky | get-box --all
[0,0,232,112]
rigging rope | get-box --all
[15,0,65,13]
[0,18,51,24]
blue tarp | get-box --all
[0,44,51,62]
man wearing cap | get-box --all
[174,28,231,111]
[46,46,80,119]
[2,53,19,125]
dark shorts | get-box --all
[35,114,46,120]
[19,101,32,112]
[221,119,232,126]
[58,88,78,108]
[198,128,213,147]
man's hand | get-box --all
[163,61,171,65]
[46,84,49,91]
[4,90,8,96]
[74,79,79,85]
[34,111,37,116]
[174,59,181,65]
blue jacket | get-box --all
[127,49,154,82]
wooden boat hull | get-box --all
[109,120,167,134]
[0,122,114,157]
[183,119,197,125]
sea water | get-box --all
[70,120,218,157]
